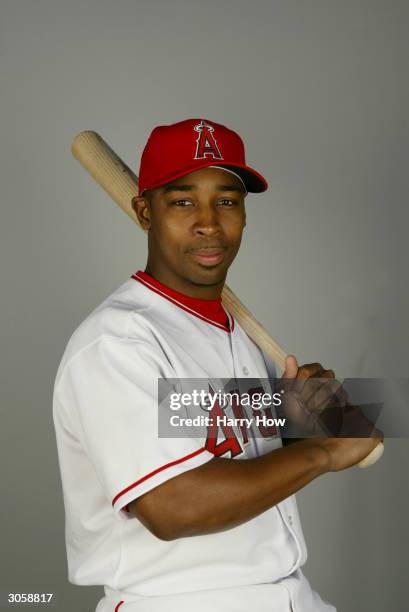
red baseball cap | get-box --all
[137,118,268,196]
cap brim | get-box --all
[139,160,268,196]
[209,163,268,193]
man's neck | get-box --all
[144,264,225,300]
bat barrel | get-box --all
[72,131,141,225]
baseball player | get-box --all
[53,118,381,612]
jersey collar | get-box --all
[131,270,234,333]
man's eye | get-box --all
[172,200,191,206]
[219,199,235,206]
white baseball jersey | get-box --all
[53,270,336,612]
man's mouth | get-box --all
[188,247,227,266]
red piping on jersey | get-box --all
[114,601,124,612]
[131,270,234,333]
[112,447,208,510]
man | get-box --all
[53,118,381,612]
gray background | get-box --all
[1,0,408,610]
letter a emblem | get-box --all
[194,120,223,160]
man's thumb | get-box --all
[282,354,299,379]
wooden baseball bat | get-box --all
[71,130,384,469]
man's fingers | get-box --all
[293,364,334,396]
[299,377,344,410]
[297,362,324,377]
[279,355,299,396]
[292,363,322,395]
[280,360,346,437]
[282,355,299,379]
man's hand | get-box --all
[279,355,344,436]
[279,355,383,470]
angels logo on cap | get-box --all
[137,117,268,196]
[194,120,223,160]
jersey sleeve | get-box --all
[55,335,215,517]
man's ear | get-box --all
[132,195,151,231]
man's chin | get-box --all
[185,264,227,287]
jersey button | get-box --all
[288,515,293,525]
[242,366,249,375]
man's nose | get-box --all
[193,203,221,235]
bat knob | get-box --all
[358,441,384,468]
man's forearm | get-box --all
[132,440,329,540]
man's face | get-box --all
[133,167,247,294]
